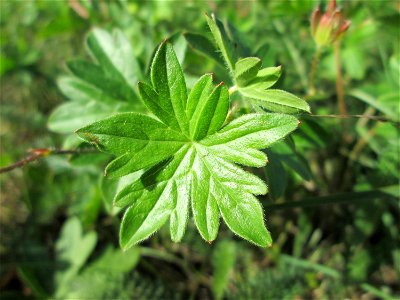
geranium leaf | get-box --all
[77,42,300,249]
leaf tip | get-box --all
[218,81,225,86]
[207,240,213,245]
[205,72,215,81]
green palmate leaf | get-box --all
[77,41,299,249]
[246,66,282,89]
[48,28,142,134]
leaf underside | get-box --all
[77,41,299,250]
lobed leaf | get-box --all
[77,41,300,249]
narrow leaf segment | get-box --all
[77,41,299,249]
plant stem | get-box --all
[309,48,322,96]
[0,148,97,174]
[334,41,347,116]
[300,113,396,124]
[349,124,378,162]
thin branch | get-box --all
[300,114,399,126]
[0,148,98,174]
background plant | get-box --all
[0,1,399,299]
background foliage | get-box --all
[0,0,399,299]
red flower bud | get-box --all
[310,0,351,48]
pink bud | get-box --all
[310,0,351,48]
[327,0,337,14]
[311,8,322,36]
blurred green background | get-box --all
[0,0,399,299]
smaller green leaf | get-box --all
[205,13,236,72]
[212,240,236,300]
[67,60,136,102]
[245,66,282,90]
[58,76,117,104]
[201,113,299,151]
[86,28,142,87]
[48,99,134,134]
[234,57,261,87]
[240,89,311,113]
